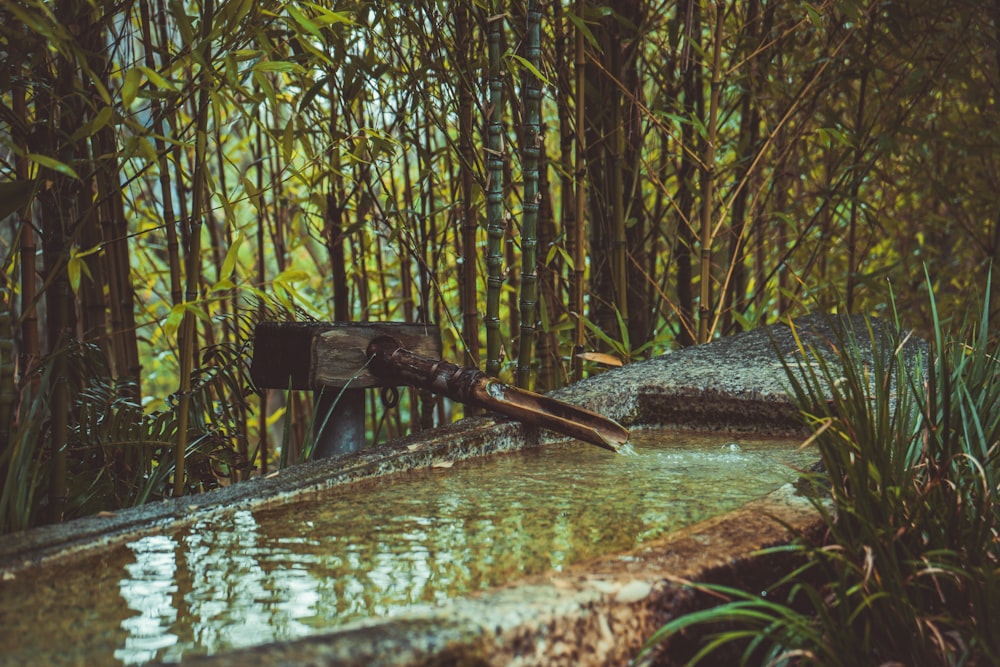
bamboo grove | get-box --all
[2,0,999,531]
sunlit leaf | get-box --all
[804,3,824,29]
[575,352,623,367]
[274,269,311,285]
[219,232,243,282]
[162,303,187,340]
[139,65,178,91]
[286,4,322,38]
[121,68,141,107]
[508,54,551,87]
[70,106,113,143]
[253,60,303,74]
[27,153,79,179]
[302,3,355,26]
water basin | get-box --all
[0,429,809,666]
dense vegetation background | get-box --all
[2,0,998,531]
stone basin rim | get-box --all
[1,315,916,666]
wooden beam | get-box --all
[251,322,442,390]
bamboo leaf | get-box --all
[67,256,81,293]
[162,303,187,340]
[274,269,311,285]
[575,352,623,367]
[301,3,354,26]
[70,106,114,143]
[139,65,178,92]
[282,118,296,161]
[508,54,551,87]
[804,3,824,29]
[285,4,322,38]
[567,12,600,50]
[121,68,141,107]
[168,0,195,44]
[298,75,330,113]
[27,153,79,179]
[219,232,243,283]
[253,60,304,74]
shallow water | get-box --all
[0,430,810,666]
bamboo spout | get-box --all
[366,336,629,452]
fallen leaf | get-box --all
[575,351,623,367]
[432,459,454,469]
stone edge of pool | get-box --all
[0,314,921,666]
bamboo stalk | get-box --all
[484,8,505,376]
[610,100,628,335]
[516,0,542,390]
[326,82,349,321]
[174,0,214,497]
[142,0,183,307]
[571,0,586,381]
[254,113,269,476]
[11,44,39,390]
[456,0,480,370]
[698,1,725,344]
[41,0,89,521]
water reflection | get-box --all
[114,535,179,665]
[115,509,328,663]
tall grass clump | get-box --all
[636,285,1000,666]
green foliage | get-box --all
[636,281,1000,665]
[0,316,262,533]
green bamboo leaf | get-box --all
[281,118,296,162]
[253,60,302,73]
[209,278,236,293]
[139,65,178,91]
[162,303,187,340]
[299,75,330,113]
[219,232,243,283]
[67,256,81,293]
[186,302,212,324]
[121,67,141,108]
[804,3,824,29]
[566,13,600,50]
[301,3,355,26]
[70,106,113,143]
[67,245,100,293]
[216,0,253,33]
[27,153,79,179]
[168,0,195,44]
[286,4,322,38]
[274,269,310,285]
[508,54,551,87]
[350,135,369,162]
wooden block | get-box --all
[251,322,442,390]
[313,323,441,388]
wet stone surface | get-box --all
[553,313,926,432]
